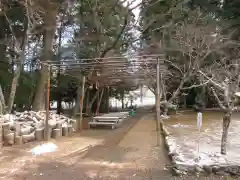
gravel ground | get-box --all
[0,109,239,180]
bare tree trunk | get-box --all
[121,89,124,110]
[0,101,2,114]
[163,106,168,116]
[32,3,59,111]
[6,20,28,113]
[56,20,63,114]
[56,91,62,114]
[184,95,187,108]
[85,90,89,114]
[72,81,81,117]
[168,79,185,103]
[7,60,23,113]
[221,111,231,155]
[87,90,99,114]
[0,87,4,114]
[0,85,5,114]
[95,88,104,115]
[148,86,155,95]
[161,78,186,116]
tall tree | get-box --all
[69,0,135,116]
[221,0,240,40]
[32,1,60,111]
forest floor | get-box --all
[0,108,238,180]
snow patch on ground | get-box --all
[162,112,240,173]
[165,125,240,171]
[165,128,229,167]
[30,143,58,155]
[171,123,192,128]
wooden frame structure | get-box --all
[40,53,164,142]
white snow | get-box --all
[166,133,228,167]
[171,123,192,128]
[235,92,240,97]
[30,143,58,155]
[163,112,240,170]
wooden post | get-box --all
[79,75,85,131]
[156,57,161,146]
[85,89,89,115]
[107,86,110,113]
[44,65,51,141]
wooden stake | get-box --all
[156,57,161,146]
[107,86,110,113]
[79,75,85,131]
[44,65,51,141]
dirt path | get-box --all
[0,111,143,180]
[0,110,238,180]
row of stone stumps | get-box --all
[1,122,74,147]
[160,121,240,177]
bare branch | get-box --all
[3,12,21,54]
[164,59,183,75]
[181,79,212,90]
[211,87,226,110]
[199,70,224,90]
[168,77,186,103]
[100,12,129,58]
